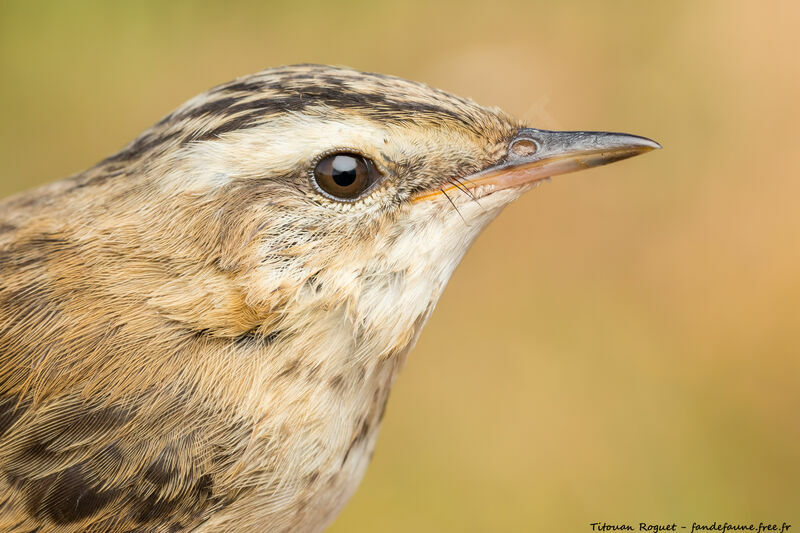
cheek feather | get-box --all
[340,192,516,361]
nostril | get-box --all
[509,137,538,157]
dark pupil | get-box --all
[331,155,358,187]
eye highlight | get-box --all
[312,153,379,201]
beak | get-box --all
[413,127,660,202]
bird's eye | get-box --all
[312,153,377,201]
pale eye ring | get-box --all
[312,153,379,201]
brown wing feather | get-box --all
[0,387,253,532]
[0,208,256,532]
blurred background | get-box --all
[1,1,798,531]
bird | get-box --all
[0,64,659,532]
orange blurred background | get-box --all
[1,1,798,531]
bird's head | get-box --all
[43,64,657,366]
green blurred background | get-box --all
[1,1,798,531]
